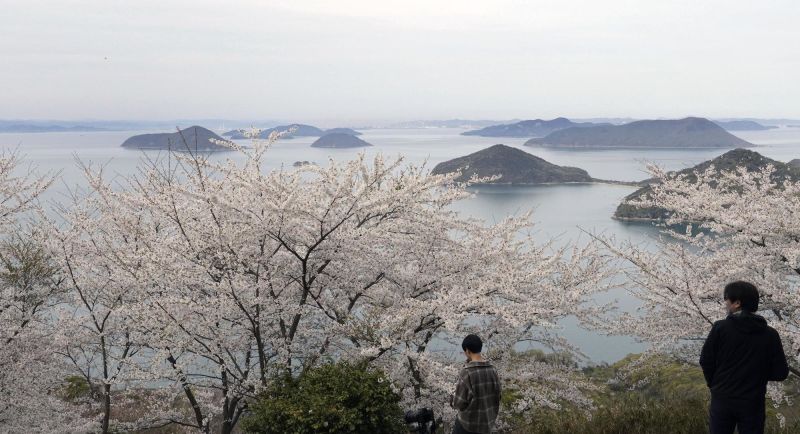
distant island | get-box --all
[323,128,361,136]
[614,149,800,221]
[121,126,232,151]
[431,144,593,184]
[0,124,107,133]
[387,119,514,129]
[713,120,777,131]
[526,117,752,149]
[462,118,607,138]
[223,124,361,140]
[310,133,373,148]
[224,124,324,140]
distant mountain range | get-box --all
[222,124,361,140]
[0,119,286,132]
[713,120,777,131]
[435,117,783,138]
[431,144,593,184]
[526,117,752,149]
[121,126,232,151]
[614,148,800,221]
[310,133,372,148]
[0,124,107,133]
[2,118,796,134]
[462,118,610,138]
[386,119,517,129]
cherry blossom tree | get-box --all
[47,191,149,433]
[47,132,610,432]
[0,152,98,432]
[596,163,800,406]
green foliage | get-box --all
[510,394,800,434]
[511,394,709,434]
[0,234,58,303]
[62,376,91,401]
[512,349,579,369]
[241,362,405,434]
[506,353,800,434]
[584,354,709,402]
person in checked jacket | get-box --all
[450,334,502,434]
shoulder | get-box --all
[467,363,499,379]
[711,318,729,330]
[766,325,781,339]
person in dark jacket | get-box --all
[451,334,501,434]
[700,281,790,434]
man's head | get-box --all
[462,334,482,360]
[723,281,759,314]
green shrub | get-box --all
[583,354,709,402]
[510,394,800,434]
[62,375,92,401]
[507,353,800,434]
[241,362,405,434]
[511,394,708,434]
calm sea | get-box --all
[2,126,799,363]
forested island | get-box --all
[526,117,752,149]
[431,144,593,184]
[461,117,605,137]
[121,126,232,151]
[310,133,373,148]
[614,148,800,220]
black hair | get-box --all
[461,334,482,353]
[724,281,760,312]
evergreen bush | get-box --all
[241,362,405,434]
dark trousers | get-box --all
[452,419,480,434]
[709,397,766,434]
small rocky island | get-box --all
[310,133,373,148]
[526,117,752,149]
[121,126,232,151]
[614,149,800,221]
[462,117,605,137]
[431,144,593,184]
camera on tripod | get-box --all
[404,407,437,433]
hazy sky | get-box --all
[2,0,799,123]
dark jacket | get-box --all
[451,360,501,434]
[699,311,789,401]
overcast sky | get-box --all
[2,0,799,123]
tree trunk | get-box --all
[101,334,111,434]
[102,383,111,434]
[220,395,240,434]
